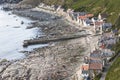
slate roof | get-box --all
[102,52,113,57]
[105,38,116,45]
[90,50,102,58]
[102,23,112,29]
[89,58,103,63]
[86,19,93,24]
[73,12,87,16]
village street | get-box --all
[100,63,111,80]
[100,52,120,80]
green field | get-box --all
[106,56,120,80]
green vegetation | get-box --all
[106,40,120,80]
[106,56,120,80]
[18,0,120,79]
[66,0,120,25]
[94,73,102,80]
[20,0,120,25]
[112,40,120,54]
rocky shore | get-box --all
[0,0,22,4]
[13,9,60,21]
[0,4,100,80]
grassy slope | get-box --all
[106,41,120,80]
[20,0,120,24]
[71,0,120,24]
[106,56,120,80]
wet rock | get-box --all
[2,7,12,11]
[8,13,11,15]
[13,10,61,21]
[21,21,24,24]
[26,26,34,29]
[13,26,20,28]
[0,7,90,80]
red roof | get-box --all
[81,64,89,70]
[89,63,103,70]
[100,44,105,49]
[79,14,94,19]
[79,16,87,20]
[85,14,94,18]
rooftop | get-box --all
[90,50,102,58]
[81,64,89,71]
[95,21,104,26]
[85,14,94,18]
[103,23,112,28]
[89,63,103,70]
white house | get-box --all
[81,64,89,80]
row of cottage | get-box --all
[65,6,116,80]
[68,6,117,80]
[37,3,112,35]
[66,7,116,80]
[67,11,112,34]
[81,32,116,80]
[37,4,116,80]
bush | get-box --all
[106,57,120,80]
[94,73,102,80]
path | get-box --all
[100,53,120,80]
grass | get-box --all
[20,0,120,27]
[112,41,120,54]
[94,73,102,80]
[105,57,120,80]
[106,40,120,80]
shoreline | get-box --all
[0,4,100,80]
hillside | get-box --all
[106,56,120,80]
[1,0,120,80]
[19,0,120,25]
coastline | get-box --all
[0,4,100,80]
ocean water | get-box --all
[0,7,48,60]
